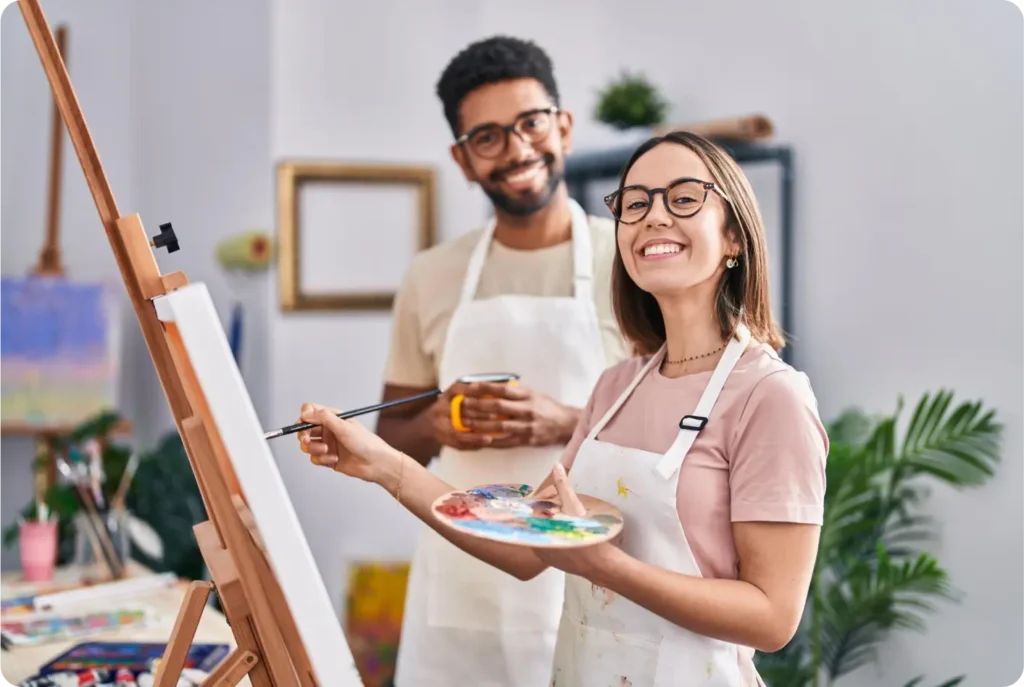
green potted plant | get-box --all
[593,70,669,133]
[755,389,1001,687]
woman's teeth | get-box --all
[643,243,682,257]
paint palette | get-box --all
[431,483,623,549]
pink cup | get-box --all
[19,521,58,582]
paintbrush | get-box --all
[263,388,442,440]
[111,452,140,511]
[56,455,122,579]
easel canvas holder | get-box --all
[16,2,362,685]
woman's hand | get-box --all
[531,464,622,582]
[296,403,400,485]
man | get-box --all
[376,36,629,687]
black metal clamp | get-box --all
[679,414,709,431]
[150,222,180,253]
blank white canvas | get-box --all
[153,283,363,687]
[298,181,420,294]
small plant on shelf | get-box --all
[593,70,669,131]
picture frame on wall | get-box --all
[276,161,437,311]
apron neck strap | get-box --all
[458,198,593,306]
[654,323,752,480]
[568,199,594,303]
[585,345,667,442]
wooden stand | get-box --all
[18,1,320,685]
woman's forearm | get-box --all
[593,548,794,652]
[375,450,548,582]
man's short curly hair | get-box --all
[436,36,560,138]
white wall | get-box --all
[269,1,1023,686]
[130,0,273,440]
[0,0,272,565]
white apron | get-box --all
[394,199,608,687]
[550,323,767,687]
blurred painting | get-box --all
[0,276,122,428]
[345,561,410,687]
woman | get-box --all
[297,131,828,686]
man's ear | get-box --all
[450,143,478,183]
[558,109,575,156]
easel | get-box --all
[18,1,323,685]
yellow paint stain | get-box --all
[706,660,713,677]
[617,477,630,498]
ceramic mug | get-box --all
[20,520,58,582]
[451,372,520,433]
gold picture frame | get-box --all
[276,161,437,311]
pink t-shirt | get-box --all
[561,342,829,581]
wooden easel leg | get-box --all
[154,581,212,687]
[201,649,258,686]
[195,521,283,687]
[245,533,316,686]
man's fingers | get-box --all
[443,382,474,398]
[552,464,586,516]
[456,405,497,421]
[462,397,528,418]
[461,419,531,435]
[467,382,529,400]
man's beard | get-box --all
[482,153,564,218]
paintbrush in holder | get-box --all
[56,452,125,580]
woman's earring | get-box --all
[726,256,738,269]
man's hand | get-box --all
[422,382,497,451]
[456,382,580,448]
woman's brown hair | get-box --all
[610,131,785,354]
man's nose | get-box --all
[505,129,536,162]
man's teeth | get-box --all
[505,165,542,182]
[643,243,683,256]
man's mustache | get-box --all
[490,153,555,183]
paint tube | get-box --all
[18,672,79,687]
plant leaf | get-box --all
[818,549,953,680]
[898,391,1001,487]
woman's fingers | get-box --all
[304,441,331,456]
[551,464,586,516]
[528,483,557,500]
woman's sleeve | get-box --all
[728,369,830,524]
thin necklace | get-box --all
[664,343,725,365]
